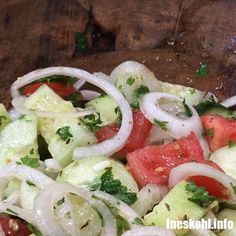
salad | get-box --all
[0,61,236,236]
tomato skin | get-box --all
[126,132,204,187]
[0,214,31,236]
[201,115,236,151]
[22,82,75,97]
[95,110,152,154]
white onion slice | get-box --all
[93,72,111,81]
[140,92,209,157]
[80,89,101,100]
[10,67,133,158]
[110,61,159,91]
[0,165,53,189]
[3,191,20,205]
[0,202,36,225]
[132,184,168,216]
[45,159,62,173]
[33,182,116,236]
[94,190,141,227]
[221,95,236,108]
[8,108,21,121]
[12,96,96,118]
[121,226,175,236]
[73,79,86,90]
[168,163,236,198]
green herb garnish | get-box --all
[80,113,103,132]
[114,106,122,122]
[27,224,42,236]
[182,99,193,117]
[91,168,137,206]
[56,126,73,144]
[204,128,214,139]
[0,115,7,126]
[57,197,65,206]
[132,217,144,225]
[20,156,40,168]
[228,140,236,148]
[64,92,82,107]
[6,208,18,216]
[154,119,168,131]
[26,180,36,187]
[126,77,135,86]
[195,63,209,78]
[131,85,150,108]
[185,182,216,208]
[75,32,88,53]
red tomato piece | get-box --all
[22,82,75,97]
[95,110,152,154]
[0,214,31,236]
[126,132,204,187]
[201,115,236,152]
[187,160,230,200]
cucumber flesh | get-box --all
[0,104,10,132]
[144,180,216,236]
[0,114,39,166]
[85,95,120,126]
[24,85,97,167]
[57,156,138,193]
[217,209,236,236]
[3,179,21,198]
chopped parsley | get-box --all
[56,126,73,144]
[132,217,144,225]
[0,115,7,126]
[75,32,88,53]
[182,99,193,117]
[194,95,216,115]
[195,63,209,78]
[26,180,36,187]
[27,224,42,236]
[57,197,65,206]
[80,113,103,132]
[114,106,122,122]
[126,76,135,86]
[228,140,236,148]
[90,168,137,206]
[131,85,150,108]
[185,182,216,208]
[29,148,35,155]
[204,128,214,139]
[154,119,168,131]
[18,156,40,168]
[6,208,18,216]
[64,92,82,107]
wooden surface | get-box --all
[0,0,236,107]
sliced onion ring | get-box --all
[121,226,175,236]
[33,182,116,236]
[168,162,236,198]
[220,95,236,108]
[12,95,96,118]
[11,67,133,158]
[140,92,209,157]
[80,89,101,100]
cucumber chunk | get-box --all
[0,104,10,132]
[85,95,120,126]
[144,180,216,235]
[57,156,138,193]
[210,146,236,179]
[0,114,39,166]
[24,85,97,167]
[217,209,236,236]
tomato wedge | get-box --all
[201,115,236,152]
[95,110,152,154]
[0,214,31,236]
[126,132,204,186]
[22,82,75,97]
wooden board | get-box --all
[1,49,234,108]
